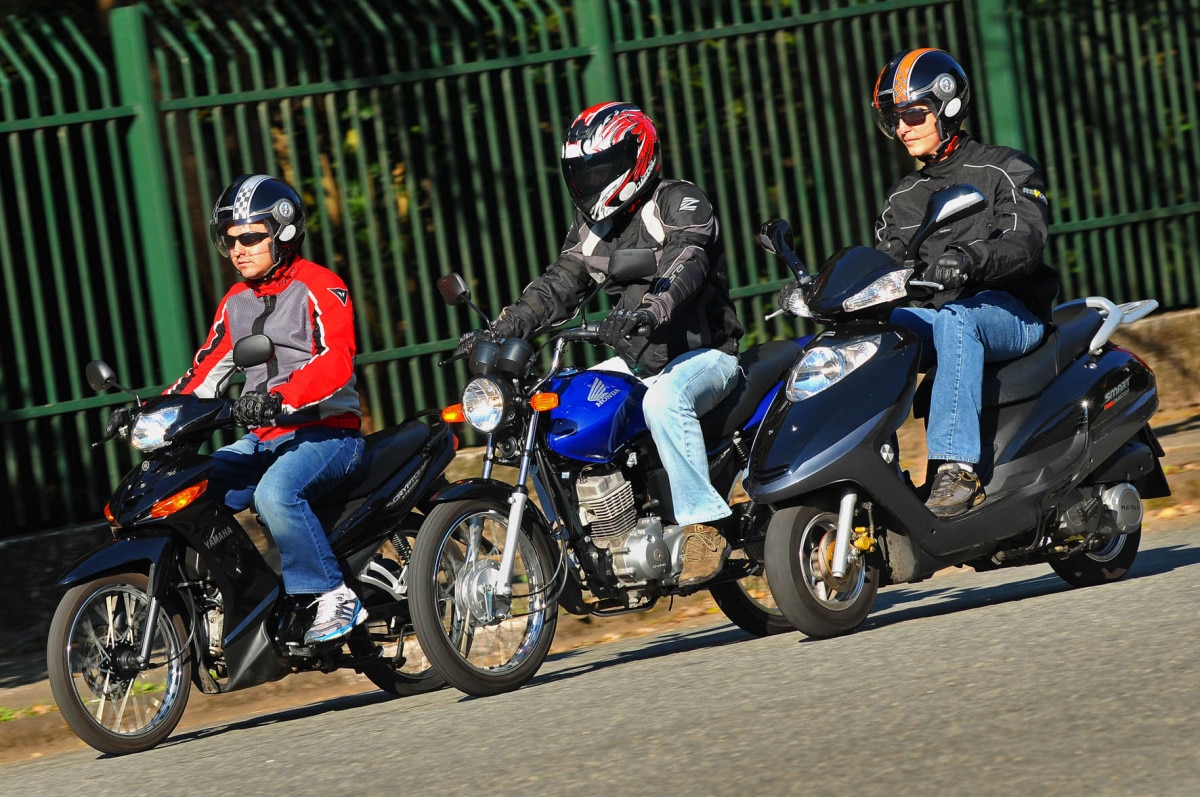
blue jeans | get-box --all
[640,348,741,526]
[892,291,1045,465]
[209,427,364,595]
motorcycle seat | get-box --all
[701,337,807,440]
[914,299,1104,416]
[314,419,433,506]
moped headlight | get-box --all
[843,268,913,312]
[462,377,508,433]
[785,336,881,401]
[130,406,180,452]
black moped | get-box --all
[748,184,1171,638]
[46,335,456,754]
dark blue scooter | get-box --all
[747,184,1171,638]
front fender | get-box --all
[58,535,175,596]
[430,478,554,536]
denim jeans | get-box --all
[891,290,1045,465]
[209,427,364,595]
[634,348,742,526]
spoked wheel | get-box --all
[46,572,192,755]
[764,505,879,638]
[355,530,446,696]
[1050,529,1141,587]
[409,499,559,697]
[708,485,791,636]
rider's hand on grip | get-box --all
[598,306,658,348]
[455,328,497,358]
[922,249,972,291]
[104,407,135,440]
[233,391,282,428]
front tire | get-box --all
[409,499,559,696]
[1050,529,1141,587]
[764,505,880,638]
[46,573,193,755]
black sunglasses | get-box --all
[222,231,271,249]
[893,106,933,127]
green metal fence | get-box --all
[1,0,1197,537]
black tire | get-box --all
[709,573,792,636]
[46,573,193,755]
[764,505,880,638]
[408,498,559,697]
[1050,529,1141,587]
[355,530,446,697]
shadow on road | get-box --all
[805,539,1200,640]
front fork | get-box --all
[490,409,545,600]
[829,489,878,579]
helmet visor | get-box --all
[562,137,638,207]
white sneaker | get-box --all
[303,583,367,645]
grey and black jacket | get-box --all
[492,178,743,376]
[874,133,1060,323]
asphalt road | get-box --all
[3,521,1198,797]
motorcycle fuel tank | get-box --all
[546,369,648,463]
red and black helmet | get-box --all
[872,48,970,154]
[209,174,306,271]
[560,102,661,225]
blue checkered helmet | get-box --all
[209,174,306,269]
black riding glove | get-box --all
[105,407,135,439]
[598,306,658,348]
[925,249,972,291]
[776,280,806,316]
[455,328,498,357]
[233,391,282,428]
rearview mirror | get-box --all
[232,334,275,369]
[608,248,657,282]
[757,218,793,256]
[904,184,988,261]
[437,273,471,307]
[85,360,116,392]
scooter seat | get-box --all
[701,338,807,441]
[314,419,432,506]
[914,299,1105,415]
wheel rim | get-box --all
[797,512,867,611]
[1084,534,1127,563]
[64,584,187,738]
[432,508,549,674]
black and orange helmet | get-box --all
[560,102,661,225]
[872,48,970,153]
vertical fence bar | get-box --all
[111,4,190,383]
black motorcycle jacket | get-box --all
[491,178,743,376]
[874,134,1060,322]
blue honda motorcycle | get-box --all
[407,251,807,696]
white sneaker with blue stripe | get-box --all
[304,583,368,645]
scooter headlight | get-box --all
[785,336,881,401]
[462,376,509,433]
[843,267,913,312]
[130,406,181,452]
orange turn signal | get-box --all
[149,480,208,519]
[442,404,465,423]
[530,392,559,412]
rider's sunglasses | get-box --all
[222,231,271,249]
[893,106,933,127]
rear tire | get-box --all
[708,575,792,636]
[355,530,446,697]
[764,504,879,638]
[1050,529,1141,587]
[409,499,559,696]
[47,573,192,755]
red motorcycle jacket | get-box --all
[166,256,360,439]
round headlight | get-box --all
[462,377,508,432]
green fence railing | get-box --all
[1,0,1197,537]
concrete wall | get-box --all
[5,308,1197,660]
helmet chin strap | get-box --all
[920,131,962,164]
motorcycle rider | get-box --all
[162,174,367,644]
[458,101,745,582]
[870,48,1060,517]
